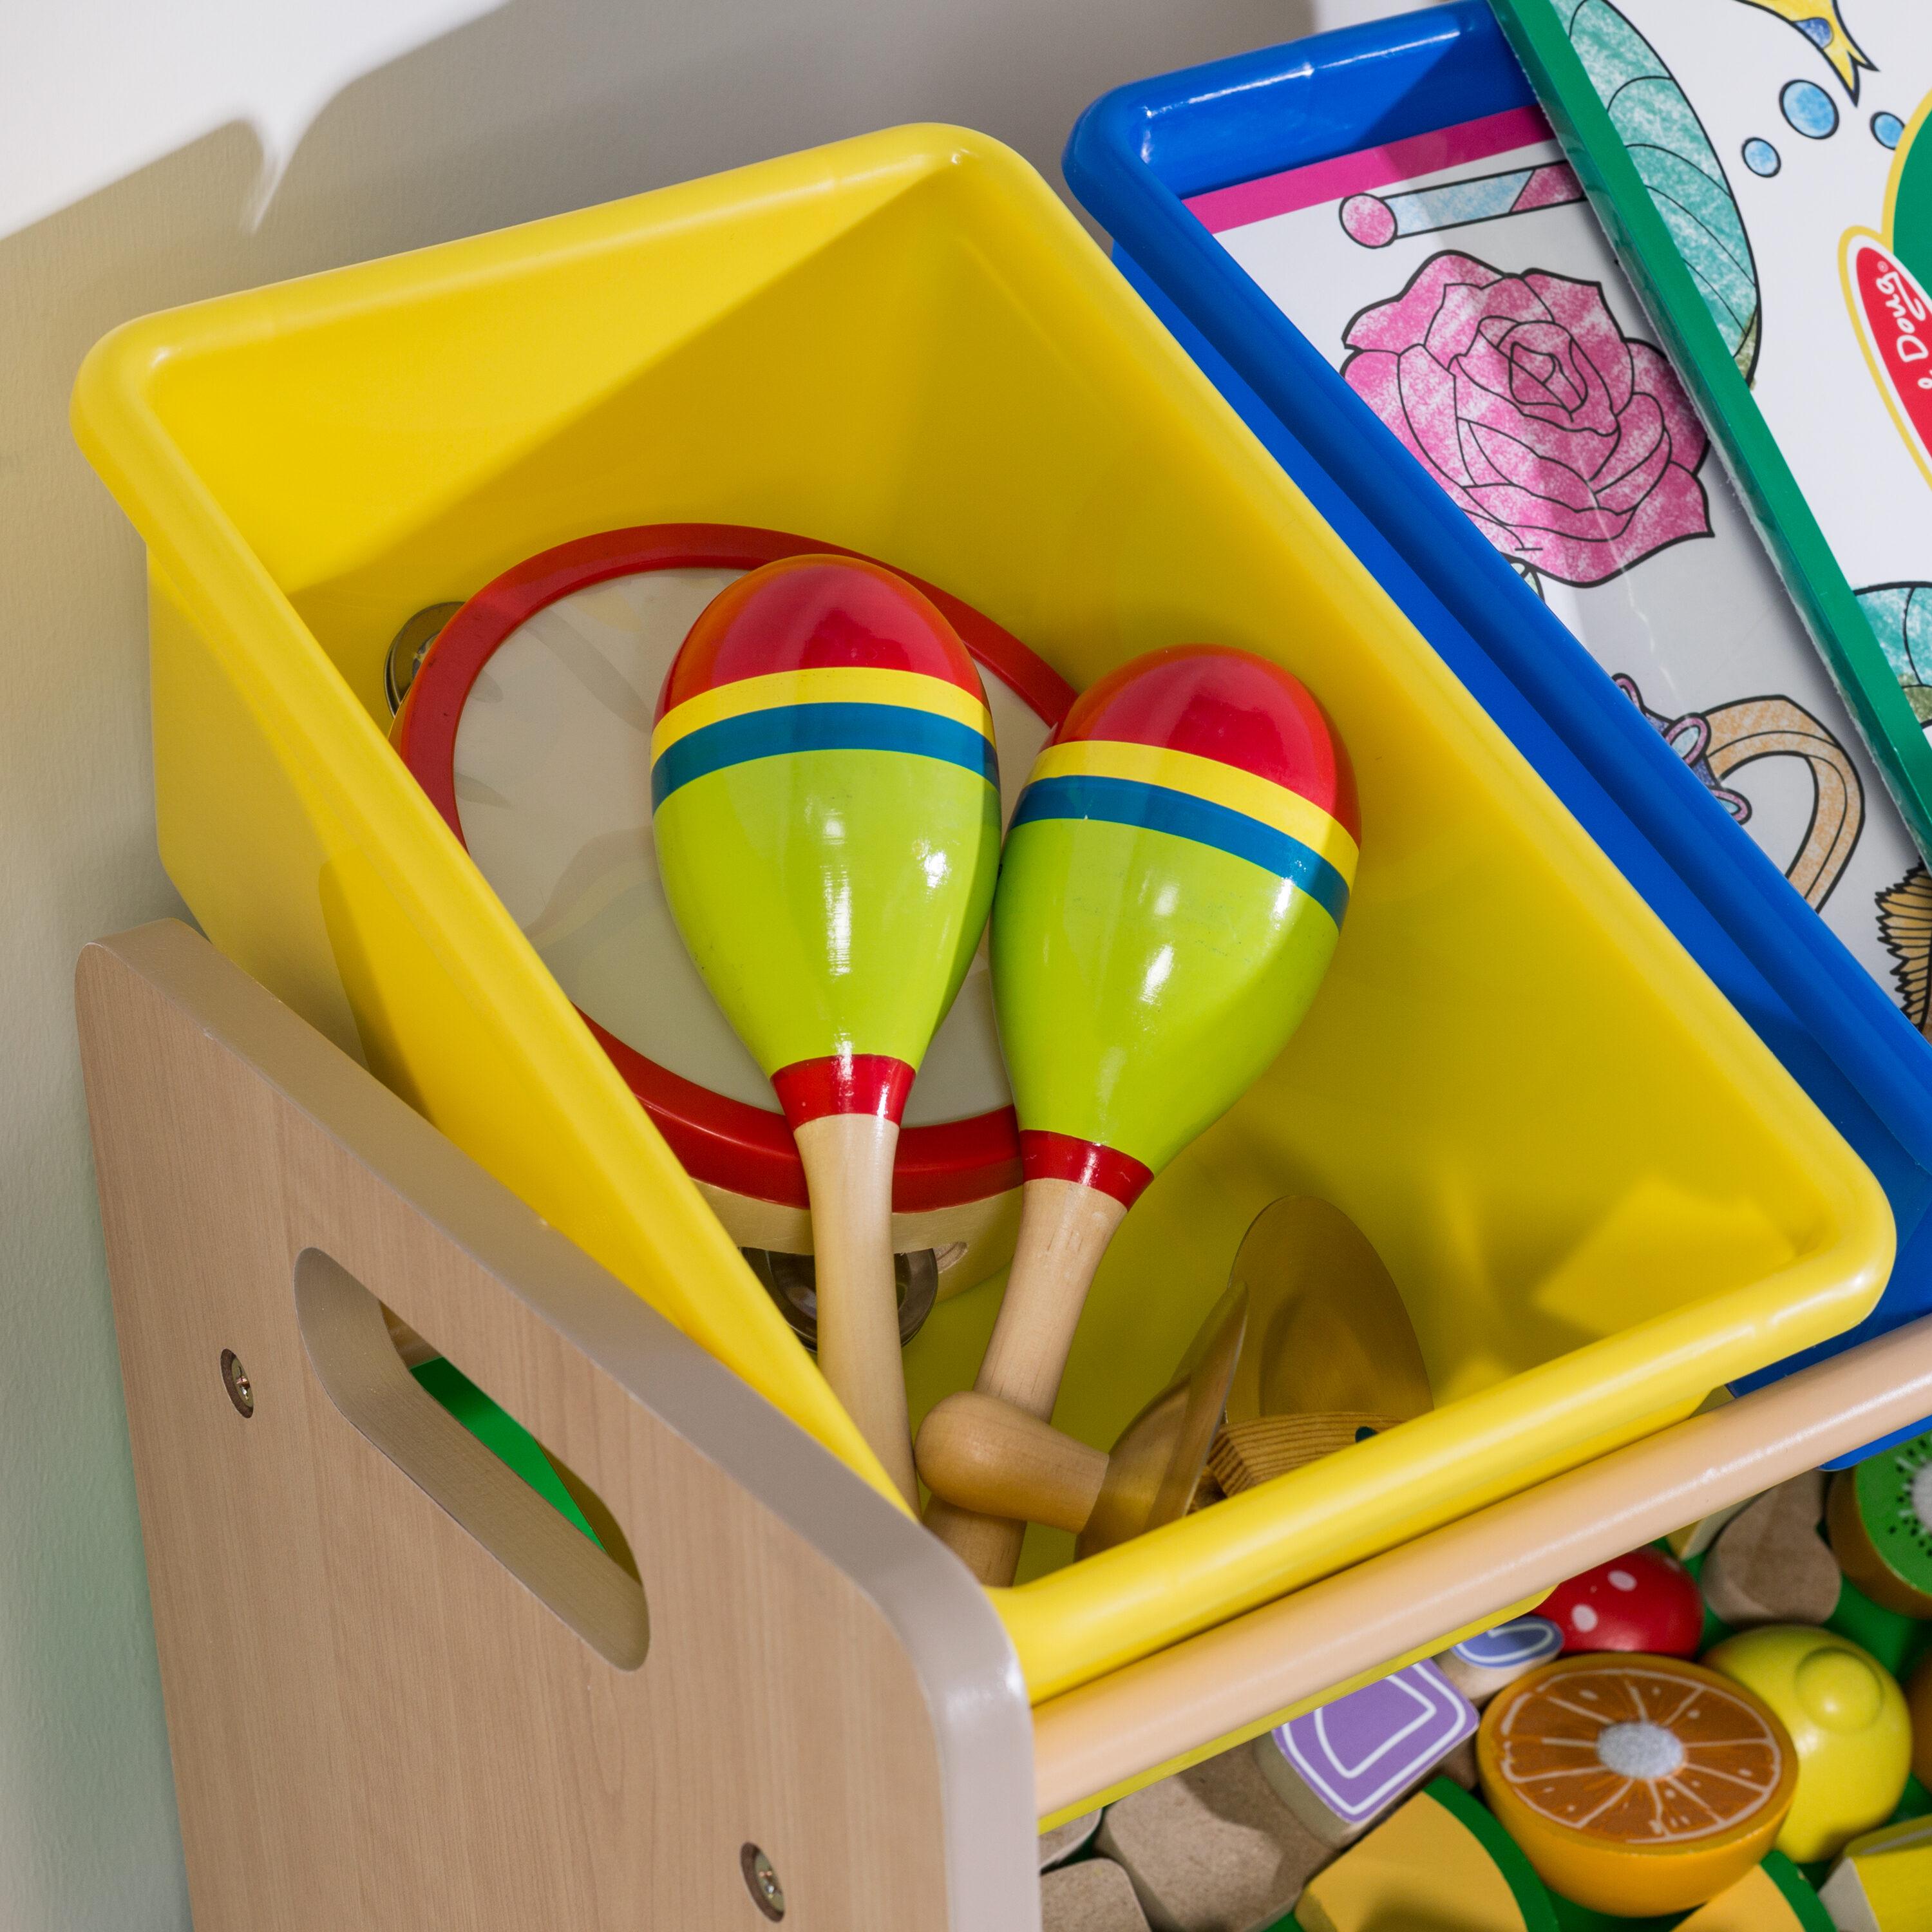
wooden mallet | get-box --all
[917,1284,1247,1556]
[927,647,1356,1580]
[652,556,1001,1503]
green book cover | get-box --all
[1484,0,1932,858]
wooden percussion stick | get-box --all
[924,1180,1124,1581]
[920,1283,1244,1555]
[795,1113,916,1504]
[918,1390,1108,1535]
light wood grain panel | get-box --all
[79,920,1036,1931]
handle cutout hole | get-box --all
[296,1248,648,1669]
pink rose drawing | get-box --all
[1341,252,1710,586]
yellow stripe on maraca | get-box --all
[652,665,994,762]
[1029,738,1359,886]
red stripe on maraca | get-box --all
[1052,644,1358,840]
[1018,1130,1155,1208]
[657,554,983,719]
[770,1053,918,1131]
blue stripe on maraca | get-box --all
[1009,773,1350,925]
[651,701,999,808]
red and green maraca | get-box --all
[927,643,1358,1582]
[651,555,1001,1503]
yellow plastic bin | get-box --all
[74,126,1890,1711]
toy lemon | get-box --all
[1477,1655,1797,1915]
[1704,1625,1910,1862]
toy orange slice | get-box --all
[1478,1656,1798,1916]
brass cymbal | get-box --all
[1225,1197,1432,1427]
[1077,1281,1247,1558]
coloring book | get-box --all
[1189,92,1932,1030]
[1482,0,1932,861]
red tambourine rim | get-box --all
[393,523,1074,1213]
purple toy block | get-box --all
[1254,1660,1477,1846]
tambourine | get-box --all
[391,526,1070,1318]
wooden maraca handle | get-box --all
[916,1391,1108,1534]
[795,1113,918,1507]
[922,1177,1125,1584]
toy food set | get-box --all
[1832,1432,1932,1614]
[1486,0,1932,860]
[1254,1660,1479,1846]
[1540,1548,1707,1656]
[1095,1742,1331,1930]
[1439,1616,1567,1706]
[1294,1779,1557,1932]
[1674,1854,1835,1929]
[70,122,1929,1932]
[1479,1654,1798,1914]
[1066,6,1932,1414]
[1701,1472,1842,1626]
[1041,1810,1106,1873]
[1706,1624,1911,1861]
[1042,1856,1154,1932]
[1818,1814,1932,1929]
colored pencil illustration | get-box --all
[1339,160,1583,248]
[1734,0,1874,100]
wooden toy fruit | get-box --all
[1674,1853,1834,1929]
[652,554,1001,1501]
[1701,1472,1839,1629]
[1819,1815,1932,1931]
[1704,1624,1911,1861]
[927,645,1357,1582]
[1669,1500,1754,1562]
[1097,1741,1329,1932]
[913,1283,1245,1556]
[1541,1546,1705,1655]
[1436,1615,1565,1707]
[1040,1858,1151,1932]
[1828,1432,1932,1616]
[1478,1654,1797,1915]
[1037,1810,1102,1873]
[1296,1779,1557,1931]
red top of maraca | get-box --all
[1052,644,1359,840]
[656,553,983,717]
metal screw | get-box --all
[740,1844,785,1920]
[220,1349,254,1419]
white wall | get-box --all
[0,0,1434,1922]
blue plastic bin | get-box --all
[1065,1,1932,1457]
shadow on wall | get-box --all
[0,0,1313,1926]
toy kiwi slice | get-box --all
[1828,1432,1932,1616]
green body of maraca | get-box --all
[993,645,1357,1200]
[651,556,1000,1125]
